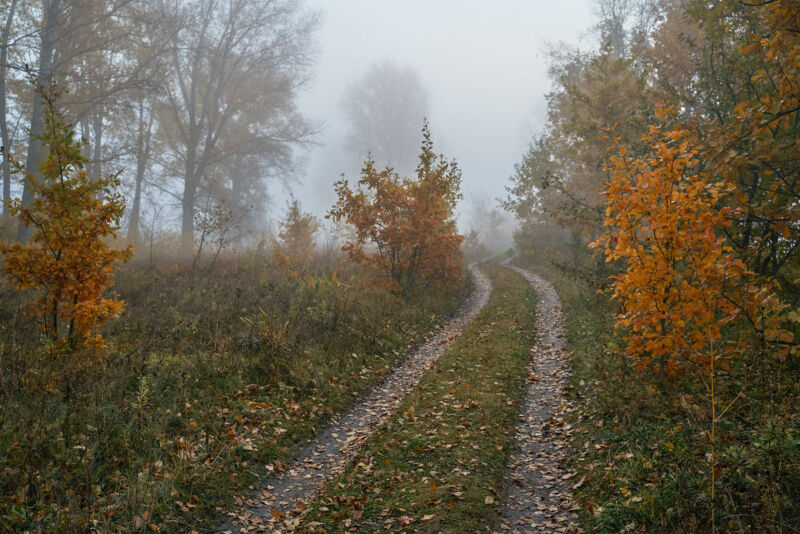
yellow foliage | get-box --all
[1,87,132,349]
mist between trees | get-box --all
[1,0,319,251]
[0,1,514,262]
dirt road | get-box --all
[494,264,578,533]
[217,264,492,533]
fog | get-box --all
[286,0,596,225]
[4,2,798,531]
[0,0,598,250]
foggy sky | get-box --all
[286,0,596,224]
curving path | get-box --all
[217,264,492,533]
[494,263,578,533]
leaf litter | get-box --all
[494,263,579,534]
[216,264,492,533]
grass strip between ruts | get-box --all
[523,259,800,533]
[299,262,538,533]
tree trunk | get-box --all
[17,0,59,243]
[180,129,201,247]
[91,107,103,179]
[128,159,144,244]
[181,178,195,247]
[0,0,18,217]
[128,100,152,245]
[80,118,91,163]
[230,159,245,221]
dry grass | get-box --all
[524,259,800,533]
[0,248,464,532]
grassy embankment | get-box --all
[520,259,800,533]
[300,261,538,533]
[0,253,463,533]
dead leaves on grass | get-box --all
[216,267,492,532]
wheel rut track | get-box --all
[494,264,578,533]
[216,264,492,533]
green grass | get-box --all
[0,254,463,533]
[521,259,800,534]
[299,261,538,533]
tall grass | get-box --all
[0,248,464,532]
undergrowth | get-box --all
[0,252,463,532]
[522,259,800,533]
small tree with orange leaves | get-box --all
[2,88,132,350]
[591,122,751,380]
[329,121,463,295]
[590,116,788,528]
[1,86,132,446]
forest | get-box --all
[0,0,798,533]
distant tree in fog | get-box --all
[157,0,318,246]
[1,0,318,247]
[10,0,163,242]
[467,195,513,254]
[593,0,662,58]
[341,60,428,174]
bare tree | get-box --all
[157,0,318,246]
[341,60,429,174]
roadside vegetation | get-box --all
[505,1,800,532]
[517,257,799,532]
[0,246,463,532]
[300,261,537,533]
[0,97,467,532]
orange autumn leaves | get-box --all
[592,0,800,378]
[1,88,131,349]
[592,117,795,376]
[592,123,750,375]
[329,121,463,295]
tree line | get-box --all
[0,0,318,247]
[505,1,799,528]
[506,0,799,359]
